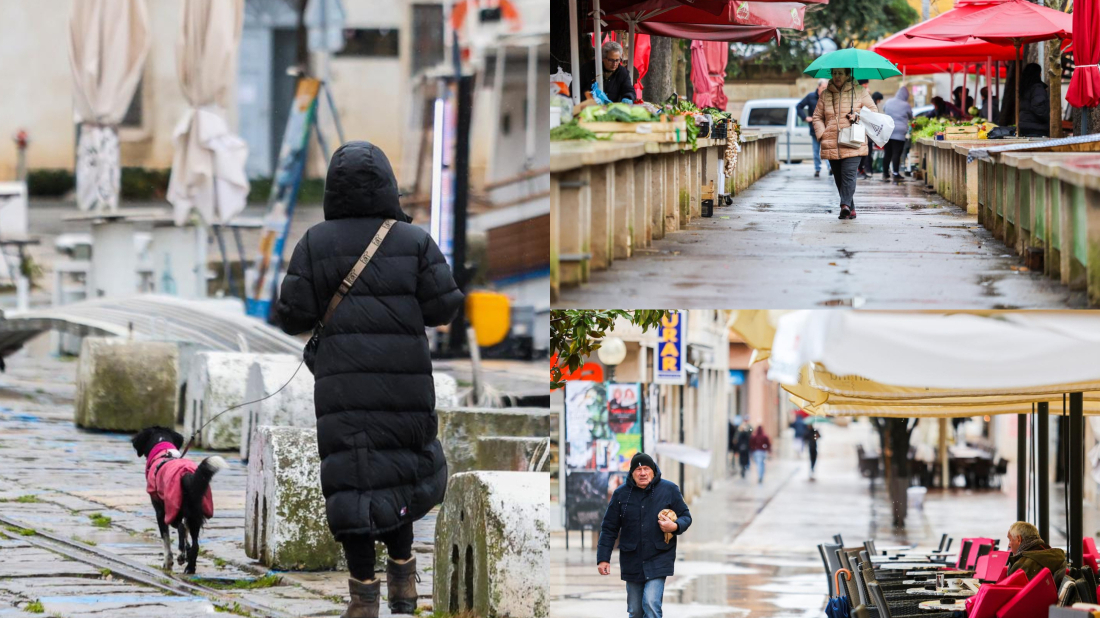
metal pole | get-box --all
[1017,413,1027,521]
[939,417,949,489]
[786,129,791,165]
[446,75,474,357]
[1015,41,1022,134]
[986,56,993,120]
[1069,392,1084,568]
[1037,401,1049,542]
[628,19,636,84]
[526,44,538,165]
[594,0,603,85]
[568,0,581,106]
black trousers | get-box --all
[342,521,415,581]
[883,138,906,177]
[809,441,818,472]
[859,137,873,173]
[831,156,861,208]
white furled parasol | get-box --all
[68,0,150,213]
[166,0,250,226]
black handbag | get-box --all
[303,219,396,373]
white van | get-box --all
[739,98,814,163]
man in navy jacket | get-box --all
[597,453,692,618]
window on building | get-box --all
[336,28,399,58]
[412,4,445,73]
[121,77,144,128]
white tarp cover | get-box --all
[768,311,1100,393]
[68,0,150,213]
[654,442,713,469]
[166,0,250,225]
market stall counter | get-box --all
[550,130,780,302]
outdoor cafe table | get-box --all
[919,598,969,611]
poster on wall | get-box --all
[564,381,644,529]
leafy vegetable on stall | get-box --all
[701,107,732,121]
[550,121,599,141]
[578,103,657,123]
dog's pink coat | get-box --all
[145,442,214,525]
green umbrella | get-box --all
[803,48,902,80]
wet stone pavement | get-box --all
[557,162,1087,309]
[0,341,438,617]
[550,420,1093,617]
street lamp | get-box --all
[597,336,627,382]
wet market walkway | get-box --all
[550,420,1088,617]
[556,162,1087,309]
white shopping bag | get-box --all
[859,108,895,148]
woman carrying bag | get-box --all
[812,68,878,220]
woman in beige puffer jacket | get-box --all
[812,68,878,220]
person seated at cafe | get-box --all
[1005,521,1067,588]
[580,41,635,105]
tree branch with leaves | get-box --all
[550,310,675,390]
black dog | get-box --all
[131,426,226,574]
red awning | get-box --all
[603,21,780,43]
[598,0,807,30]
[894,62,1008,78]
[1066,0,1100,108]
[872,0,1019,64]
[902,0,1072,46]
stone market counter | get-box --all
[550,130,780,301]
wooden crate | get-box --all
[945,125,980,140]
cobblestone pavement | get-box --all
[0,338,443,617]
[550,420,1094,617]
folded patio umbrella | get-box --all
[68,0,150,213]
[166,0,250,226]
[1066,0,1100,108]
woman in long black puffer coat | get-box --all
[276,141,463,618]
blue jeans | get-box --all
[626,577,665,618]
[753,450,767,482]
[811,132,822,172]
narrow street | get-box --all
[550,419,1089,618]
[557,162,1087,309]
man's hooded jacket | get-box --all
[597,455,692,582]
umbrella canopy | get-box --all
[893,62,1007,78]
[903,0,1072,46]
[593,20,780,43]
[767,311,1100,393]
[68,0,150,213]
[1066,0,1100,108]
[874,28,1018,65]
[166,0,250,226]
[803,48,902,80]
[597,2,805,30]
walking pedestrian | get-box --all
[811,68,878,221]
[597,453,692,618]
[806,426,820,480]
[882,86,913,182]
[736,421,753,478]
[749,426,772,484]
[859,91,884,179]
[276,141,464,618]
[797,79,828,178]
[790,414,806,454]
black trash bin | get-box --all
[702,199,714,218]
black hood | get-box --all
[322,141,412,223]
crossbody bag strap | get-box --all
[320,218,397,326]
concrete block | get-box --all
[74,337,178,431]
[244,426,343,570]
[240,355,316,460]
[476,437,551,472]
[434,472,549,618]
[435,372,459,409]
[185,352,292,450]
[437,407,551,474]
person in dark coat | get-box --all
[581,40,635,104]
[1018,63,1050,137]
[597,453,692,618]
[276,141,464,618]
[806,426,820,481]
[735,421,753,478]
